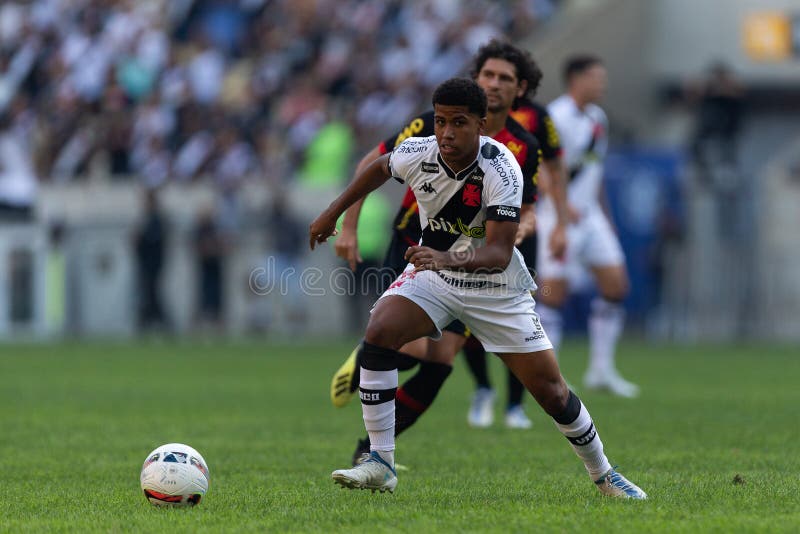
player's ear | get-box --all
[478,116,487,132]
[516,79,528,98]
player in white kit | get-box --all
[309,78,646,499]
[535,55,639,397]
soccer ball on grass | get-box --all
[140,443,210,507]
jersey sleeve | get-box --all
[592,106,609,159]
[537,106,563,161]
[387,138,427,187]
[519,139,540,205]
[483,144,524,222]
[380,110,436,154]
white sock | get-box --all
[588,297,625,375]
[360,368,397,467]
[537,303,563,352]
[553,401,612,480]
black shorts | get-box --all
[382,233,468,337]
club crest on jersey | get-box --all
[421,162,439,173]
[462,184,481,207]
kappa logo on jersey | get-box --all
[419,182,437,194]
[421,162,439,174]
[427,217,485,238]
[462,184,481,207]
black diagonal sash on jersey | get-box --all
[568,128,600,181]
[421,167,485,251]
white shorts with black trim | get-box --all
[536,200,625,280]
[378,265,553,354]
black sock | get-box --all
[355,341,417,372]
[395,351,420,371]
[351,342,418,391]
[395,360,453,437]
[462,336,490,389]
[507,369,525,409]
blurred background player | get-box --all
[330,40,544,461]
[463,67,571,430]
[535,55,639,397]
[133,188,169,333]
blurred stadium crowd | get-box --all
[0,0,556,193]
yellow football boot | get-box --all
[330,345,360,407]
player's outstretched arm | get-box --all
[334,145,384,270]
[309,153,392,250]
[405,219,517,273]
[544,157,570,259]
[515,203,536,245]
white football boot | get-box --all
[504,405,533,429]
[467,387,495,427]
[332,451,397,493]
[595,468,647,499]
[583,368,640,398]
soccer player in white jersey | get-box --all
[535,55,639,397]
[309,78,646,499]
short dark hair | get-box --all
[471,39,543,103]
[432,78,487,118]
[563,54,603,85]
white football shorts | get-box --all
[378,266,553,354]
[536,200,625,280]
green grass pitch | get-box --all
[1,339,798,532]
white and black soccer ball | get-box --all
[140,443,210,507]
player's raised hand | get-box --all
[309,211,338,250]
[405,246,447,272]
[334,226,362,271]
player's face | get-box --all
[476,58,526,114]
[433,104,484,171]
[578,64,607,103]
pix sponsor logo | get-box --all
[426,217,485,238]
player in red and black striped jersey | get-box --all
[329,40,545,464]
[510,96,569,258]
